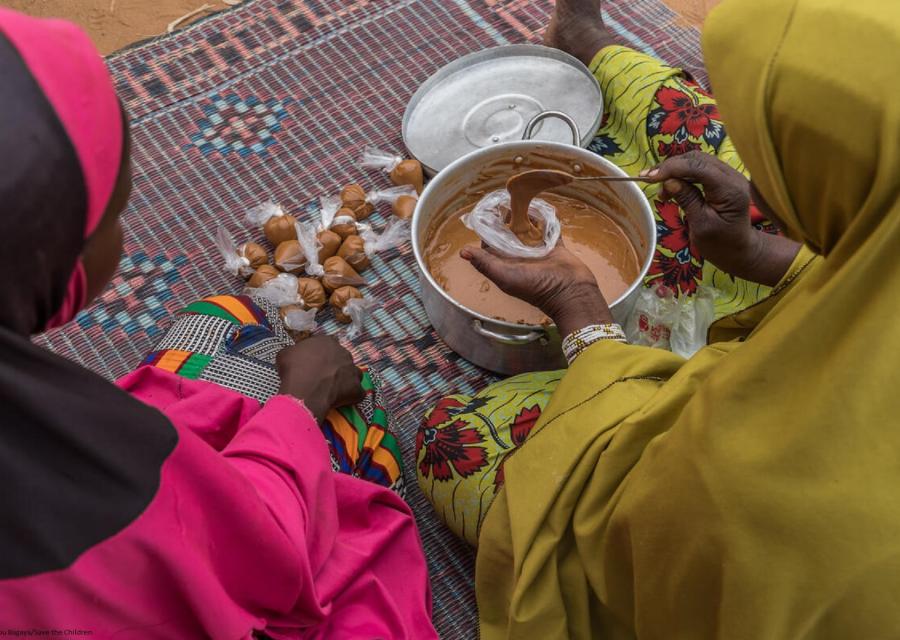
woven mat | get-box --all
[37,1,705,636]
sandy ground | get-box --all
[4,0,719,57]
[3,0,239,55]
[662,0,721,28]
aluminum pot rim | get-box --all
[411,140,657,332]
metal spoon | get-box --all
[510,169,652,187]
[571,174,652,183]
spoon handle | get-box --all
[574,175,652,183]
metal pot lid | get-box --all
[403,44,604,175]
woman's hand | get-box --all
[643,152,800,286]
[461,244,614,337]
[276,336,364,423]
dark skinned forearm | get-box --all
[548,283,615,338]
[730,230,802,288]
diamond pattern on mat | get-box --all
[75,252,189,339]
[185,93,293,157]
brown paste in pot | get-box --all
[425,192,641,325]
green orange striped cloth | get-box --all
[142,294,405,496]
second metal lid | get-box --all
[403,44,604,175]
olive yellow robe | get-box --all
[476,0,900,637]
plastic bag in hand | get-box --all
[461,190,561,259]
[625,284,717,358]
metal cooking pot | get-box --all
[412,127,656,376]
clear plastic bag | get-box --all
[295,221,325,278]
[245,200,285,225]
[461,190,561,259]
[282,307,318,334]
[359,146,403,173]
[360,218,410,258]
[214,226,253,277]
[366,185,418,206]
[344,298,380,339]
[247,273,302,308]
[625,284,718,358]
[317,194,362,236]
[317,195,342,232]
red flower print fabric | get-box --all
[647,85,725,156]
[647,201,703,295]
[417,420,489,481]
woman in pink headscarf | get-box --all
[0,9,436,639]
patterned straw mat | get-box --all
[36,1,706,636]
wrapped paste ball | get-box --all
[238,242,268,271]
[247,264,280,288]
[341,184,375,220]
[274,240,307,275]
[246,202,298,246]
[297,277,327,311]
[317,229,342,262]
[392,195,417,221]
[330,286,363,324]
[265,214,297,245]
[337,235,370,272]
[389,159,424,194]
[322,255,365,293]
[331,208,358,239]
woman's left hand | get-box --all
[276,336,364,422]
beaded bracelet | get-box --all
[562,323,628,365]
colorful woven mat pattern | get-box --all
[35,1,705,637]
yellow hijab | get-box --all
[476,1,900,638]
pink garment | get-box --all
[0,366,437,639]
[0,9,124,329]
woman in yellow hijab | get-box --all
[424,0,900,636]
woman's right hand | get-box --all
[643,151,800,286]
[461,244,614,337]
[276,336,364,423]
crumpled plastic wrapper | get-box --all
[625,284,718,358]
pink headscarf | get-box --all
[0,9,124,329]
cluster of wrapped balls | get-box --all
[219,149,424,339]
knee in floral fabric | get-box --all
[587,46,779,317]
[416,371,564,546]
